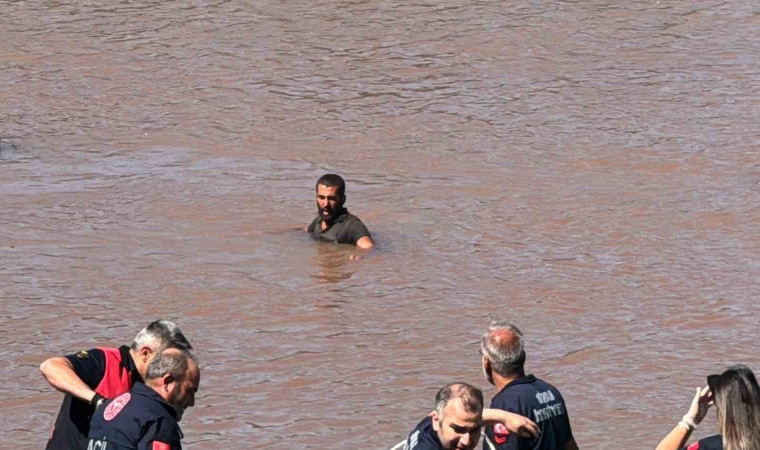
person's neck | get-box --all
[145,379,171,401]
[129,349,148,380]
[492,371,525,392]
[321,208,345,226]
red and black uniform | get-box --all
[46,345,140,450]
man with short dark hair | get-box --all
[40,320,192,449]
[87,348,200,450]
[403,382,485,450]
[480,319,578,450]
[392,384,539,450]
[306,173,374,249]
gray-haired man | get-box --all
[480,319,578,450]
[40,320,192,450]
[87,348,200,450]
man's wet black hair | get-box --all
[316,174,345,197]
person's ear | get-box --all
[140,346,153,364]
[431,410,441,431]
[163,374,175,392]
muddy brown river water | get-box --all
[1,1,758,448]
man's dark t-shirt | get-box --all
[307,208,371,245]
[403,416,444,450]
[680,434,723,450]
[485,375,574,450]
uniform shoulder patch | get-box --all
[494,423,510,444]
[104,393,131,421]
[76,350,89,359]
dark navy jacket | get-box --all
[485,375,574,450]
[404,416,444,450]
[681,434,723,450]
[87,382,182,450]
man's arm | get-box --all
[356,235,374,249]
[305,217,318,233]
[482,408,539,439]
[39,356,99,403]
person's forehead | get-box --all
[443,400,482,425]
[185,362,201,381]
[317,184,340,194]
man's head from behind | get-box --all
[431,382,484,450]
[480,318,526,385]
[145,349,200,421]
[131,319,193,379]
[315,174,346,222]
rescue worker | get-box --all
[396,383,539,450]
[87,348,200,450]
[40,320,192,449]
[480,318,579,450]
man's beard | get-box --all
[317,204,343,222]
[482,362,495,386]
[168,384,185,421]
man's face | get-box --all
[168,361,200,421]
[432,399,483,450]
[316,184,343,222]
[481,354,495,386]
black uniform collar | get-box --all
[133,382,182,422]
[421,416,443,448]
[496,374,537,395]
[120,345,143,383]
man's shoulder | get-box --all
[528,376,563,393]
[89,389,180,447]
[338,211,366,225]
[95,387,176,430]
[491,376,565,408]
[307,215,320,232]
[337,212,371,234]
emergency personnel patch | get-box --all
[494,423,509,444]
[104,393,131,421]
[76,350,89,359]
[152,442,170,450]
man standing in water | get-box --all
[306,173,374,249]
[480,319,579,450]
[40,320,192,449]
